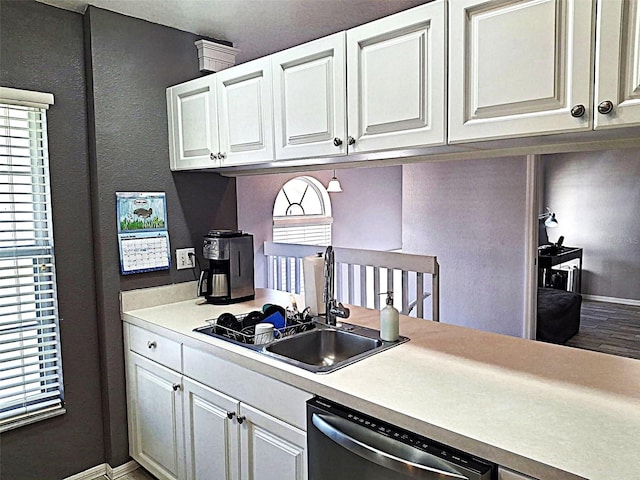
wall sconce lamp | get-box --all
[539,207,559,227]
[326,170,342,193]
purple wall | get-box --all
[236,166,403,286]
[402,157,529,336]
[544,148,640,301]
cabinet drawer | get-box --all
[183,345,312,430]
[128,323,182,371]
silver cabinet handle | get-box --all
[226,411,235,420]
[333,137,343,147]
[312,413,467,479]
[598,100,614,115]
[237,415,246,424]
[172,383,181,391]
[570,104,585,118]
[218,152,227,160]
[347,136,356,146]
[209,152,216,161]
[147,341,157,349]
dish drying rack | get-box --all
[204,311,314,345]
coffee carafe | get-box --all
[197,230,255,304]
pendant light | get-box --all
[326,170,342,193]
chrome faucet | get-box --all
[323,246,350,326]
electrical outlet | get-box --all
[176,248,195,270]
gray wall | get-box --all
[0,1,104,479]
[402,157,529,336]
[543,149,640,301]
[0,1,238,477]
[236,166,403,286]
[84,6,237,466]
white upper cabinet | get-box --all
[594,0,640,129]
[216,57,275,166]
[347,1,447,153]
[166,0,640,171]
[272,33,347,160]
[448,0,595,143]
[167,75,220,170]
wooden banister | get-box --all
[264,242,439,322]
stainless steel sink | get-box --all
[262,323,408,373]
[194,317,408,374]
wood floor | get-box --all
[564,299,640,360]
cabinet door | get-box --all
[127,353,185,480]
[594,0,640,129]
[168,75,220,170]
[239,403,307,480]
[449,0,595,143]
[216,57,274,166]
[183,377,240,480]
[346,1,446,153]
[272,32,347,160]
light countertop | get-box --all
[121,284,640,480]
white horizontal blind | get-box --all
[272,222,331,246]
[0,102,64,430]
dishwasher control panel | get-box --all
[308,397,496,479]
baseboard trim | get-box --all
[108,460,140,479]
[64,465,107,480]
[582,294,640,307]
[64,460,140,480]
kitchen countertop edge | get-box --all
[121,285,640,480]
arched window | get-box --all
[272,176,332,245]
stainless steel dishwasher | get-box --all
[307,397,496,480]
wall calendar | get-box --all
[116,192,171,275]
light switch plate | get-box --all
[176,248,195,269]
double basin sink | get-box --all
[194,319,408,374]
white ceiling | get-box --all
[36,0,428,63]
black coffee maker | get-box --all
[197,230,255,304]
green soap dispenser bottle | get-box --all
[380,291,399,342]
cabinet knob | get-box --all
[347,136,356,146]
[333,137,343,147]
[570,104,585,118]
[147,341,157,349]
[237,415,246,424]
[172,383,181,391]
[218,152,227,160]
[226,411,235,420]
[598,100,614,115]
[209,152,216,161]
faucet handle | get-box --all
[332,302,350,319]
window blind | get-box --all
[273,223,332,246]
[0,101,64,430]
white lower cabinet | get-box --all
[183,377,240,480]
[240,403,307,480]
[127,352,185,480]
[124,323,309,480]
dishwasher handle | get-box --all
[312,413,468,480]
